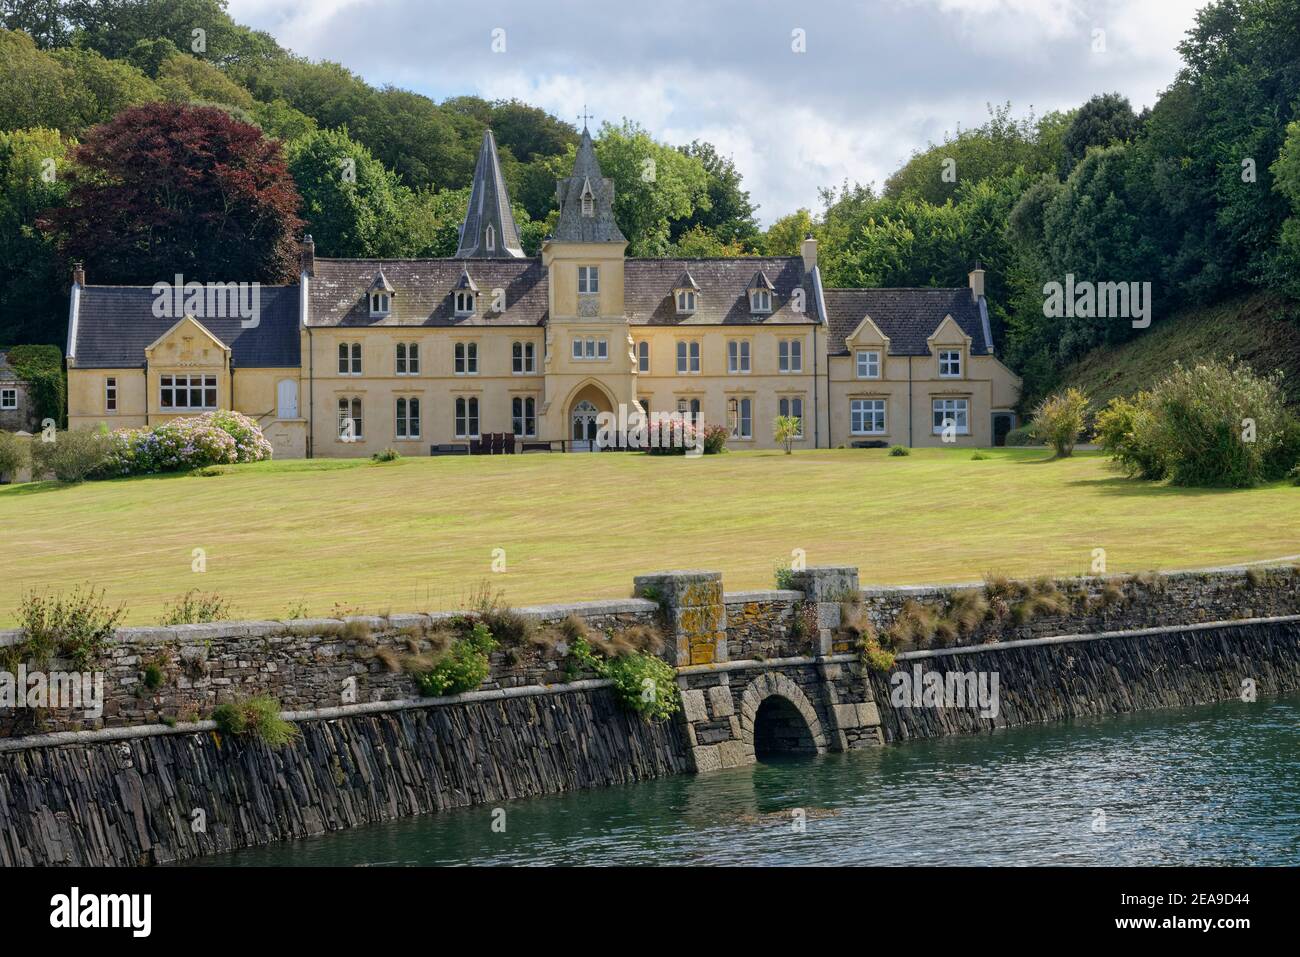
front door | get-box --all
[277,378,299,419]
[571,400,598,451]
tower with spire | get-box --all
[456,129,525,258]
[553,125,626,244]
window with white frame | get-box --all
[454,291,475,315]
[454,342,478,374]
[856,350,880,379]
[512,341,536,374]
[676,397,701,419]
[104,377,116,412]
[578,265,599,294]
[727,340,751,374]
[676,290,696,313]
[939,350,962,377]
[750,289,772,313]
[851,399,886,435]
[369,291,390,316]
[0,388,16,410]
[571,337,608,360]
[338,342,362,375]
[778,339,802,373]
[932,398,969,434]
[779,396,804,437]
[637,340,650,373]
[395,397,420,440]
[160,374,217,410]
[728,397,753,439]
[455,396,479,438]
[337,396,363,440]
[395,342,419,375]
[676,340,701,374]
[512,396,537,437]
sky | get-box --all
[226,0,1209,226]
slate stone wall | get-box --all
[0,685,688,867]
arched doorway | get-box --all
[571,399,599,450]
[753,696,818,758]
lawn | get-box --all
[2,447,1298,626]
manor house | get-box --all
[65,127,1021,455]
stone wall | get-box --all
[0,599,658,737]
[0,685,689,866]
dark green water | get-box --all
[203,696,1300,866]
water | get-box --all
[203,696,1300,866]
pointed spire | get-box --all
[457,129,525,258]
[553,127,626,244]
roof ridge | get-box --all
[824,285,967,293]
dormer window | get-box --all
[486,224,495,253]
[674,271,700,315]
[453,268,479,316]
[367,268,395,317]
[747,270,775,314]
[581,178,595,217]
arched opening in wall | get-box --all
[752,695,817,759]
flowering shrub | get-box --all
[100,411,273,477]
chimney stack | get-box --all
[801,233,818,272]
[968,262,985,300]
[72,261,85,286]
[301,234,315,277]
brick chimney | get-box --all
[300,234,315,277]
[968,262,985,300]
[72,261,85,286]
[801,233,817,272]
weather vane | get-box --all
[577,105,594,130]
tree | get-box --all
[289,126,410,258]
[774,415,801,454]
[1030,387,1090,457]
[673,140,759,245]
[672,225,749,258]
[1269,120,1300,299]
[1061,93,1139,170]
[43,102,302,285]
[762,208,813,256]
[0,127,71,346]
[589,119,710,256]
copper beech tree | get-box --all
[42,102,303,285]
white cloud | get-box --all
[225,0,1204,225]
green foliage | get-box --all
[1112,360,1300,488]
[888,445,910,456]
[1030,387,1090,457]
[212,695,300,748]
[289,127,411,258]
[762,208,813,256]
[414,621,496,696]
[371,447,400,462]
[0,430,28,476]
[3,343,64,426]
[1002,425,1039,446]
[1095,393,1167,479]
[857,634,896,672]
[774,415,801,454]
[1061,93,1140,170]
[30,427,110,482]
[602,651,680,721]
[773,563,797,590]
[15,585,124,669]
[160,590,233,625]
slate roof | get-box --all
[624,257,817,326]
[553,128,626,244]
[306,258,547,327]
[69,285,301,368]
[821,287,990,356]
[456,130,525,258]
